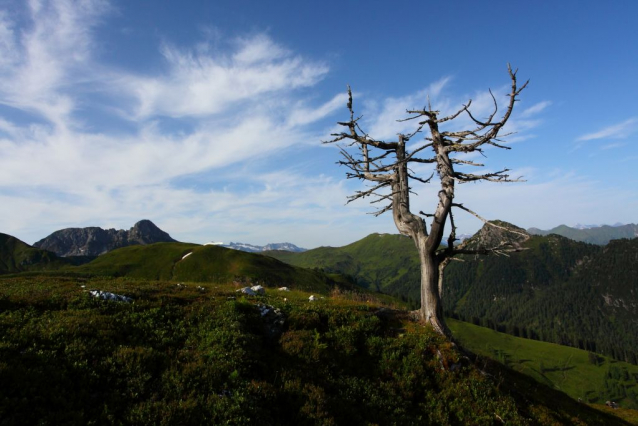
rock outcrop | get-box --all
[33,220,177,257]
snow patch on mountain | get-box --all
[221,242,306,253]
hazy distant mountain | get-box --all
[573,222,625,229]
[33,219,177,257]
[222,242,306,253]
[527,223,638,245]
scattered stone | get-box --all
[278,287,290,291]
[257,303,286,337]
[309,295,316,302]
[196,286,205,292]
[89,290,132,303]
[237,287,256,296]
[251,285,265,295]
[176,283,185,288]
[605,401,619,409]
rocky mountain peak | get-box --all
[129,220,175,244]
[466,220,529,251]
[33,220,177,257]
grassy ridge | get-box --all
[266,233,420,294]
[449,318,638,416]
[0,233,74,274]
[73,242,198,279]
[72,242,359,294]
[0,275,630,425]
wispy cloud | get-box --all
[519,100,552,118]
[576,117,638,141]
[600,142,627,150]
[127,35,329,119]
[364,76,453,140]
[0,0,348,246]
[0,0,108,126]
[360,77,544,151]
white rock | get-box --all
[237,287,256,296]
[89,290,132,303]
[309,295,316,302]
[278,287,290,292]
[251,285,265,295]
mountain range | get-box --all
[220,241,307,253]
[33,219,177,257]
[528,223,638,245]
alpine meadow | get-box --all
[1,1,637,425]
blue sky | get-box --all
[1,0,637,248]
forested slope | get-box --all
[268,230,638,364]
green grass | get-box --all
[266,233,421,295]
[449,318,638,416]
[0,274,632,425]
[73,242,198,279]
[0,233,73,274]
[66,243,361,295]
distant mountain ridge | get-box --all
[33,219,177,257]
[528,223,638,245]
[222,241,306,253]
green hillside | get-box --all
[74,242,357,294]
[0,274,629,425]
[445,237,638,364]
[267,230,638,364]
[450,318,638,414]
[266,233,420,296]
[0,233,77,274]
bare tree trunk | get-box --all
[416,236,451,336]
[329,67,528,338]
[390,136,451,336]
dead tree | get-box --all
[326,65,529,336]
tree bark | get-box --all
[390,136,451,336]
[416,234,450,336]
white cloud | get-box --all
[364,76,453,140]
[576,117,638,141]
[600,142,627,150]
[127,36,329,119]
[0,0,108,126]
[0,1,363,248]
[519,100,552,118]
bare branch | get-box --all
[408,172,435,184]
[453,169,525,183]
[450,158,485,167]
[451,203,530,240]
